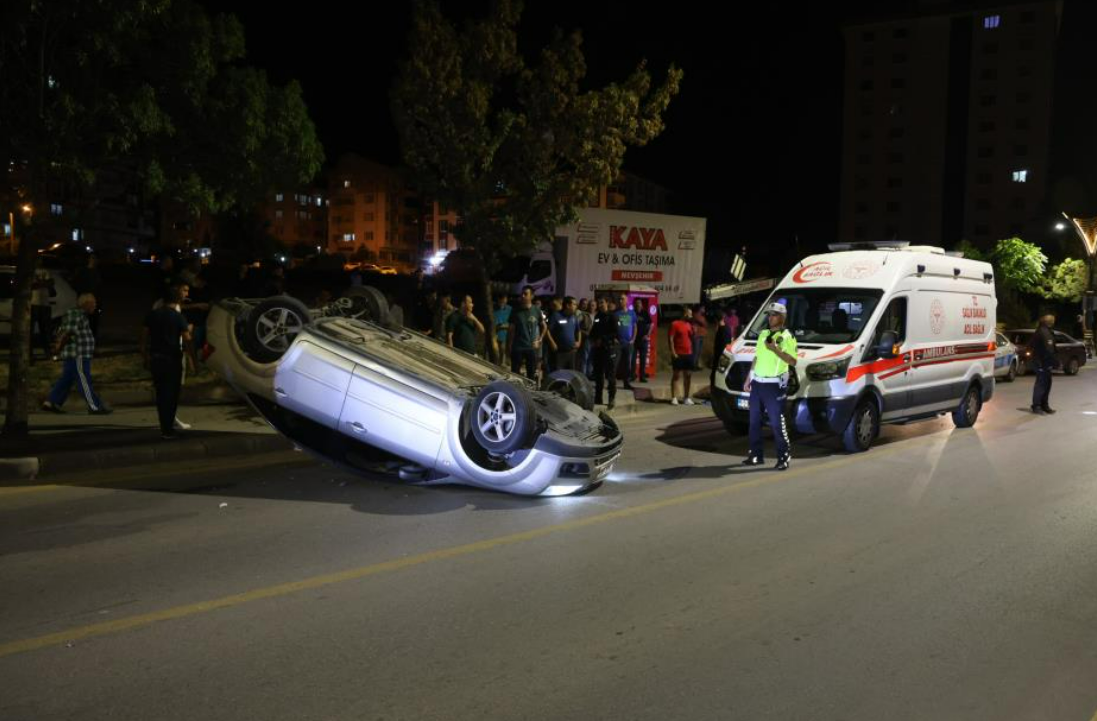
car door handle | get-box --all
[274,387,287,397]
[349,421,366,434]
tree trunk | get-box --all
[3,220,41,437]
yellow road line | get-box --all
[0,437,919,659]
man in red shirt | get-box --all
[668,315,695,405]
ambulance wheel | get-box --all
[842,399,878,453]
[952,386,981,428]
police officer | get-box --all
[743,302,798,471]
[590,297,620,410]
[1030,314,1057,415]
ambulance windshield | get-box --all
[745,288,884,344]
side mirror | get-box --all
[877,330,899,359]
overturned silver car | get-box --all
[205,290,622,496]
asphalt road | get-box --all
[2,369,1097,721]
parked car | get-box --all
[0,266,77,335]
[1007,329,1087,376]
[205,290,622,496]
[993,331,1019,382]
[378,265,398,275]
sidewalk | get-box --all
[0,402,291,482]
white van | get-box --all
[711,242,997,452]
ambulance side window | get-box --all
[863,297,907,361]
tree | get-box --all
[391,0,681,359]
[1043,257,1087,303]
[954,239,987,262]
[0,0,323,435]
[990,237,1047,295]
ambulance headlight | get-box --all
[717,353,732,373]
[807,357,851,381]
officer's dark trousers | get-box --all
[1032,363,1053,410]
[748,381,790,461]
[593,343,620,403]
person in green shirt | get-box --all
[508,286,546,380]
[743,301,798,471]
[446,295,486,356]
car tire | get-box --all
[842,398,878,453]
[952,386,981,428]
[469,380,537,455]
[546,370,595,411]
[242,296,312,363]
[1065,357,1080,376]
[339,285,390,325]
[1004,360,1016,382]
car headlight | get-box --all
[806,357,851,381]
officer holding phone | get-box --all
[743,302,798,470]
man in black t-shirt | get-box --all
[142,284,193,439]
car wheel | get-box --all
[469,381,537,455]
[546,370,595,411]
[842,399,878,453]
[1065,357,1080,376]
[242,296,312,363]
[338,285,390,325]
[952,386,981,428]
[1004,360,1016,382]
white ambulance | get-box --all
[712,242,997,452]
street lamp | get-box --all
[1062,212,1097,353]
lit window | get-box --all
[984,15,1001,29]
[50,203,62,216]
[1012,170,1028,183]
[342,233,355,242]
[47,76,58,89]
[2,223,9,236]
[275,210,283,219]
[71,228,83,241]
[275,193,284,202]
[315,197,323,207]
[343,180,351,188]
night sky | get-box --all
[205,0,1097,267]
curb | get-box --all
[0,433,293,483]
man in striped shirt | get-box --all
[41,294,112,415]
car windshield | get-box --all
[744,288,884,344]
